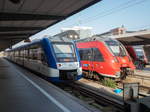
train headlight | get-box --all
[58,64,62,67]
[122,59,126,63]
[112,60,115,63]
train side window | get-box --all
[15,51,18,57]
[20,49,24,57]
[92,48,104,62]
[79,49,84,60]
[41,49,48,66]
[87,48,93,61]
[28,44,48,66]
[79,48,92,61]
[24,48,28,59]
[15,51,17,57]
[28,45,39,60]
[79,48,104,61]
[11,51,13,57]
[13,51,15,57]
[79,49,85,60]
[29,47,32,59]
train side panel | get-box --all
[77,41,121,78]
[77,38,135,79]
[5,38,82,82]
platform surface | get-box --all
[0,58,96,112]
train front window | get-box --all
[52,43,77,62]
[134,48,144,58]
[105,40,127,56]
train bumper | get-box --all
[48,74,83,83]
[121,67,134,76]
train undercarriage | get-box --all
[82,68,134,81]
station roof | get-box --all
[112,29,150,45]
[0,0,101,51]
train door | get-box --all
[90,47,94,75]
[87,48,92,74]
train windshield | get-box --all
[105,40,127,56]
[134,48,144,58]
[52,43,77,62]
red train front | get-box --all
[125,46,148,69]
[76,36,135,79]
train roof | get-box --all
[6,36,75,52]
[6,39,42,52]
[48,35,75,43]
[76,36,118,43]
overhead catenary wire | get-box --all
[83,0,141,22]
[82,0,148,24]
[128,24,150,30]
[65,0,148,27]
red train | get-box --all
[125,46,148,69]
[76,36,135,79]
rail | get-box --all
[57,82,126,112]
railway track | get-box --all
[139,85,150,97]
[56,82,126,112]
[140,85,150,91]
[133,74,150,79]
[125,73,150,95]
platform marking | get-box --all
[15,69,71,112]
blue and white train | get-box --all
[5,37,82,82]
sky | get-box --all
[29,0,150,40]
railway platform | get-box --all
[0,58,97,112]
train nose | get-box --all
[122,59,126,63]
[120,58,129,67]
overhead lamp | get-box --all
[74,35,78,39]
[69,35,73,38]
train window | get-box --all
[79,48,92,61]
[24,48,29,58]
[20,49,24,57]
[14,51,16,57]
[79,49,87,60]
[52,43,77,62]
[28,47,32,59]
[13,51,15,57]
[15,51,17,57]
[79,48,104,61]
[10,51,13,57]
[41,49,48,65]
[92,48,104,62]
[28,44,48,66]
[29,45,39,60]
[79,49,83,60]
[105,40,127,56]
